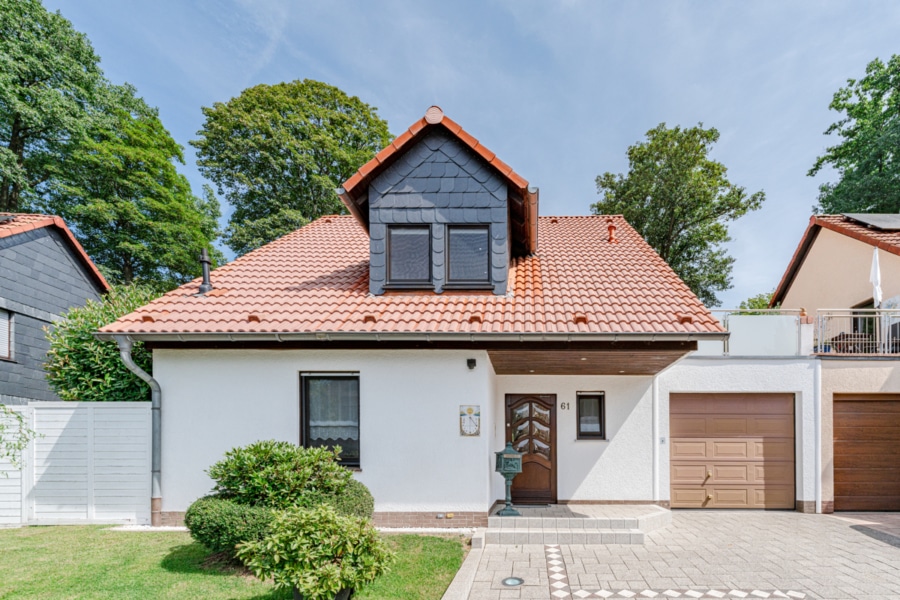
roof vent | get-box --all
[198,248,213,294]
[424,106,444,124]
[607,218,618,243]
[247,314,260,323]
[468,315,482,324]
[363,314,377,324]
[550,218,559,224]
[573,314,589,325]
[141,315,155,323]
[677,314,693,324]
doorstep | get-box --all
[484,504,670,545]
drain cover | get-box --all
[502,577,524,587]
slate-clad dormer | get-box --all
[337,106,540,297]
[367,129,508,295]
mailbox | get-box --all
[494,442,523,516]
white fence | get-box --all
[0,403,150,526]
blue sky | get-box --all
[44,0,900,307]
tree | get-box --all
[38,84,223,288]
[593,123,765,307]
[739,291,778,314]
[810,55,900,214]
[0,0,106,212]
[192,80,392,255]
[44,285,158,403]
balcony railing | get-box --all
[815,309,900,355]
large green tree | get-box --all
[39,84,223,288]
[0,0,106,212]
[192,80,392,255]
[593,123,765,307]
[810,55,900,214]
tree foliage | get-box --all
[38,84,223,288]
[192,80,392,255]
[0,0,106,212]
[0,405,38,473]
[739,291,778,314]
[810,55,900,214]
[592,123,765,307]
[44,285,158,402]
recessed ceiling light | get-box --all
[580,357,587,361]
[619,370,626,374]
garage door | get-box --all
[834,395,900,511]
[670,394,795,509]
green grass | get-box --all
[0,526,466,600]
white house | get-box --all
[102,107,849,528]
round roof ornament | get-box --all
[424,105,444,124]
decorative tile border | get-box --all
[544,544,572,599]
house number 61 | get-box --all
[560,402,570,410]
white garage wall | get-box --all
[493,375,654,502]
[658,358,817,503]
[153,349,495,513]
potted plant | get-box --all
[237,504,394,600]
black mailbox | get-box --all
[494,442,522,516]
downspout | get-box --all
[652,375,659,503]
[814,356,822,513]
[114,335,162,526]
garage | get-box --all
[670,393,795,509]
[834,395,900,511]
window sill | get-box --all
[0,356,15,363]
[576,437,607,441]
[442,283,494,290]
[383,283,435,290]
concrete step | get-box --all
[483,527,644,545]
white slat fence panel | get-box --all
[0,406,30,525]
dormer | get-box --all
[338,106,538,296]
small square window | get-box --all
[387,226,431,285]
[301,374,360,466]
[577,392,605,440]
[447,226,490,284]
[0,309,9,360]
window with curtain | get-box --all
[301,375,360,466]
[447,226,490,284]
[576,392,605,439]
[387,226,431,285]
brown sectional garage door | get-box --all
[834,395,900,511]
[670,393,795,509]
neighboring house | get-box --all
[772,213,900,512]
[0,214,110,405]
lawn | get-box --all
[0,526,466,599]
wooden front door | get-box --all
[506,394,557,504]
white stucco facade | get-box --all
[154,348,496,513]
[154,347,824,515]
[658,357,818,504]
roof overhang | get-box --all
[96,331,727,375]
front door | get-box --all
[506,394,557,504]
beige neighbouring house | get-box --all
[772,213,900,512]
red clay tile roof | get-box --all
[772,214,900,306]
[100,215,724,339]
[0,213,110,291]
[338,106,539,255]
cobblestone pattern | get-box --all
[465,512,900,599]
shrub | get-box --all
[184,496,273,556]
[207,440,352,509]
[44,284,159,402]
[319,477,374,520]
[237,505,394,600]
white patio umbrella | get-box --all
[871,247,883,308]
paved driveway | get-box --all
[460,512,900,600]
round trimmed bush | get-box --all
[320,477,374,520]
[184,496,273,556]
[207,440,352,509]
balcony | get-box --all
[695,310,812,357]
[815,309,900,356]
